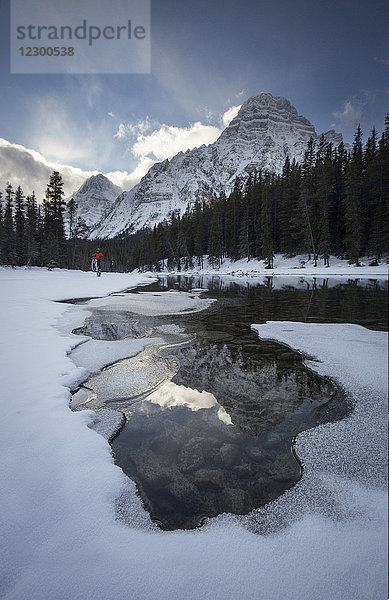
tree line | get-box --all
[1,171,63,267]
[107,118,389,271]
[1,118,388,271]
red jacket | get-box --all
[92,251,104,261]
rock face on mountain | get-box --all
[67,173,121,231]
[89,94,344,239]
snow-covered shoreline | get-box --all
[0,267,387,600]
[158,253,389,278]
[251,321,387,489]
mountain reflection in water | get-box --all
[112,339,340,530]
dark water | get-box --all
[106,276,387,530]
[156,274,388,331]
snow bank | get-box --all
[251,322,388,489]
[164,253,389,278]
[0,267,387,600]
[249,321,387,588]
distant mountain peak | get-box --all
[67,174,122,232]
[226,93,312,127]
[77,173,116,193]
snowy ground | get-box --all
[0,266,387,600]
[163,253,389,278]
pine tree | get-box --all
[318,209,331,266]
[260,177,274,268]
[42,232,61,267]
[68,217,88,269]
[238,201,250,260]
[165,211,179,270]
[298,182,316,261]
[278,159,301,255]
[238,174,257,260]
[0,190,4,263]
[343,126,364,265]
[226,178,242,261]
[315,142,334,266]
[193,199,205,268]
[14,186,25,265]
[3,184,16,265]
[25,193,40,266]
[369,116,389,259]
[332,143,348,255]
[208,198,223,268]
[67,198,78,238]
[44,172,66,266]
[300,138,319,263]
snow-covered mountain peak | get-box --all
[75,173,119,196]
[214,92,317,176]
[226,93,310,125]
[221,93,314,138]
[67,174,121,232]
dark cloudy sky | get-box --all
[0,0,388,196]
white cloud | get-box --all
[0,138,128,201]
[106,157,155,190]
[114,117,156,140]
[333,98,363,122]
[131,121,221,161]
[222,105,241,128]
[111,103,242,187]
[0,137,155,201]
[0,101,245,203]
[113,123,128,140]
[0,138,96,200]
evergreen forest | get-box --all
[1,120,388,272]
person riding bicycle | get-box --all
[91,249,104,263]
[91,249,104,275]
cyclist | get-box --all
[91,248,104,276]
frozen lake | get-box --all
[71,275,387,529]
[1,267,386,600]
